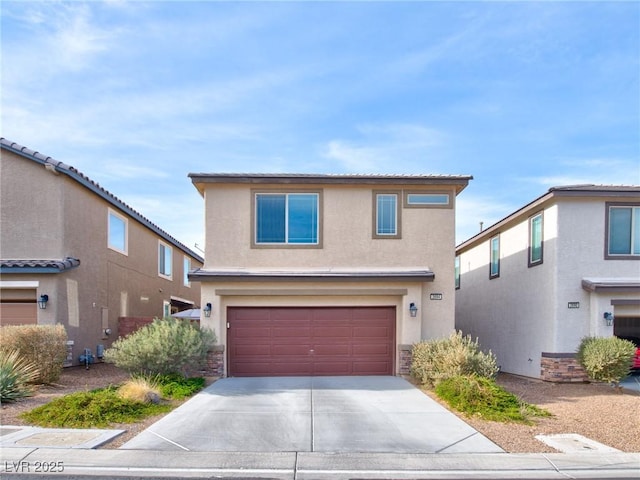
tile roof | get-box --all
[1,138,203,263]
[1,257,81,273]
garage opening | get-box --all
[227,306,396,377]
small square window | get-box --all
[490,235,500,278]
[108,210,128,255]
[159,241,172,279]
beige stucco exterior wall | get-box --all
[1,149,202,364]
[198,180,461,374]
[456,193,640,379]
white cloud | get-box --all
[323,123,448,173]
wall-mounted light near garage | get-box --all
[409,302,418,318]
[603,312,614,326]
[203,302,212,318]
[38,294,49,309]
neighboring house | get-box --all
[0,138,203,365]
[189,173,472,377]
[455,185,640,381]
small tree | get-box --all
[411,331,499,387]
[576,336,635,388]
[104,317,216,376]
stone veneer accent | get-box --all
[540,352,589,382]
[398,344,413,376]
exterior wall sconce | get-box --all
[38,294,49,309]
[409,302,418,318]
[603,312,614,326]
[203,302,212,318]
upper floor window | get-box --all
[373,191,401,238]
[606,204,640,258]
[158,241,172,279]
[108,210,128,255]
[529,212,543,267]
[405,192,451,208]
[254,192,319,245]
[490,235,500,278]
[455,256,461,289]
[183,256,190,287]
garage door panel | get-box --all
[0,303,37,326]
[228,307,395,377]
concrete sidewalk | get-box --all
[2,447,639,479]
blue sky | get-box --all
[2,1,639,251]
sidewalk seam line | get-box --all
[148,430,190,451]
[542,453,576,479]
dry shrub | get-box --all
[118,377,161,404]
[0,325,68,383]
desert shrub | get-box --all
[103,317,216,376]
[435,375,550,423]
[576,336,635,386]
[21,387,171,428]
[118,377,161,404]
[154,374,205,400]
[411,331,499,387]
[0,324,68,383]
[0,350,39,402]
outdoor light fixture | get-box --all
[38,294,49,309]
[203,302,212,318]
[603,312,614,326]
[409,302,418,318]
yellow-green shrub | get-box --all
[411,331,499,387]
[0,325,67,383]
[576,336,636,386]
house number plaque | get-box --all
[567,302,580,309]
[430,293,443,300]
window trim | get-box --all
[605,202,640,260]
[404,191,452,209]
[489,235,500,279]
[372,190,402,239]
[251,189,323,249]
[158,240,173,280]
[528,211,544,267]
[107,209,128,255]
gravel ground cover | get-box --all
[1,363,638,452]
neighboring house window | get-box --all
[606,204,640,258]
[405,192,451,208]
[529,212,544,267]
[455,256,461,289]
[254,192,320,245]
[158,241,172,279]
[183,256,190,287]
[490,235,500,278]
[163,300,171,318]
[108,210,128,255]
[373,191,401,238]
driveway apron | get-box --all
[120,376,502,454]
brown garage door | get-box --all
[0,303,37,326]
[227,307,395,377]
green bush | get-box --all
[435,375,550,423]
[103,317,216,376]
[20,387,171,428]
[154,374,205,400]
[0,324,68,383]
[0,350,39,403]
[411,331,499,387]
[576,336,636,386]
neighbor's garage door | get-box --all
[227,307,395,377]
[0,302,37,326]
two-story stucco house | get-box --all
[455,185,640,381]
[0,138,203,365]
[189,173,472,377]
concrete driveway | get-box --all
[121,376,503,454]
